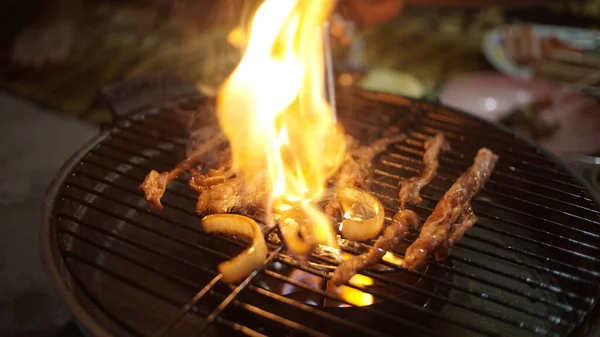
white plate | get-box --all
[482,24,600,80]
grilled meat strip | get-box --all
[332,209,419,286]
[433,205,478,260]
[399,133,449,207]
[403,148,498,270]
[339,133,407,189]
[140,134,225,210]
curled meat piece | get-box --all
[434,205,478,260]
[139,170,170,210]
[189,166,234,193]
[399,133,449,207]
[196,178,266,214]
[338,133,406,189]
[403,148,498,270]
[331,210,419,286]
[140,134,225,210]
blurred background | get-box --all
[1,0,600,336]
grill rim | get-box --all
[40,90,600,337]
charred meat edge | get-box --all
[403,148,498,270]
[398,133,449,207]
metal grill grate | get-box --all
[42,86,600,337]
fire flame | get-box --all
[217,0,345,248]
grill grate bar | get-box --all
[99,119,600,262]
[415,119,562,166]
[398,138,598,214]
[60,255,147,337]
[106,121,600,244]
[282,251,561,337]
[408,132,572,180]
[68,161,590,317]
[98,142,185,172]
[81,158,197,201]
[390,146,591,201]
[443,254,591,307]
[369,258,577,324]
[58,192,230,259]
[113,116,596,225]
[198,247,283,335]
[46,95,600,337]
[410,122,550,165]
[383,254,582,316]
[394,141,586,194]
[377,161,600,240]
[59,243,263,337]
[405,192,600,275]
[120,118,598,216]
[261,269,455,337]
[61,175,579,334]
[231,301,328,337]
[248,285,394,337]
[60,181,263,257]
[213,317,268,337]
[114,132,187,159]
[61,202,511,337]
[371,189,600,285]
[118,122,188,147]
[391,144,599,224]
[56,213,216,276]
[57,228,205,289]
[358,270,560,337]
[264,266,540,336]
[373,164,600,254]
[57,189,451,337]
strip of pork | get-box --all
[140,134,225,210]
[403,148,498,270]
[331,209,419,286]
[433,205,478,260]
[398,133,449,207]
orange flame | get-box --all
[217,0,345,248]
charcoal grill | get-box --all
[41,73,600,337]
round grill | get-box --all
[42,85,600,337]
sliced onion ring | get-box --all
[278,207,315,257]
[202,214,268,283]
[337,186,385,241]
[279,217,315,257]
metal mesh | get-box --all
[45,89,600,337]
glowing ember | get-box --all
[217,0,346,250]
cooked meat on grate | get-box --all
[399,133,449,207]
[434,205,478,260]
[189,165,234,193]
[140,134,225,210]
[196,177,266,214]
[403,148,498,270]
[338,133,407,189]
[332,209,420,286]
[326,133,406,219]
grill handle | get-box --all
[99,71,201,124]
